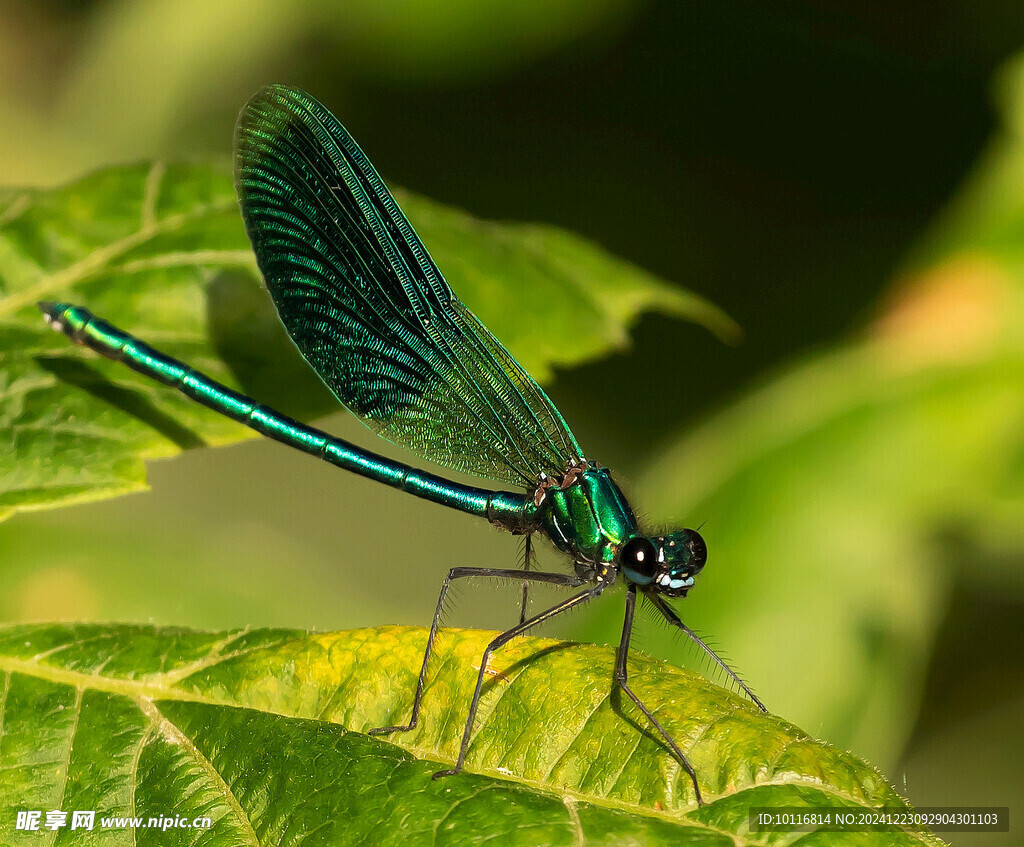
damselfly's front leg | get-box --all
[647,592,767,712]
[616,584,704,806]
[368,567,587,736]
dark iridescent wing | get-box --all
[233,84,582,488]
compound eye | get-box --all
[619,536,658,580]
[684,529,707,573]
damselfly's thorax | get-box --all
[535,460,638,570]
[534,460,707,594]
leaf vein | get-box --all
[118,250,256,274]
[0,192,32,229]
[136,696,260,846]
[431,785,492,846]
[541,685,612,782]
[0,672,10,749]
[128,725,155,847]
[43,688,83,847]
[140,161,166,230]
[562,793,584,847]
[0,196,237,318]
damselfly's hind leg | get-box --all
[368,567,587,736]
[616,584,705,806]
[648,592,767,712]
[433,579,606,779]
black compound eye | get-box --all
[619,536,658,579]
[685,529,707,573]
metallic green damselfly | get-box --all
[40,84,766,806]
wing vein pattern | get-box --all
[233,84,582,487]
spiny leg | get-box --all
[519,534,534,626]
[369,567,587,735]
[433,580,606,778]
[616,584,704,806]
[648,592,767,712]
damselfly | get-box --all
[40,84,766,806]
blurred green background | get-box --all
[3,2,1024,842]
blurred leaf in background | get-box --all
[0,0,638,186]
[572,46,1024,845]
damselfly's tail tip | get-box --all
[38,301,66,330]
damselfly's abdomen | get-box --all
[537,463,638,571]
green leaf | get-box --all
[0,161,736,522]
[0,623,941,846]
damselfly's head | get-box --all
[618,529,707,597]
